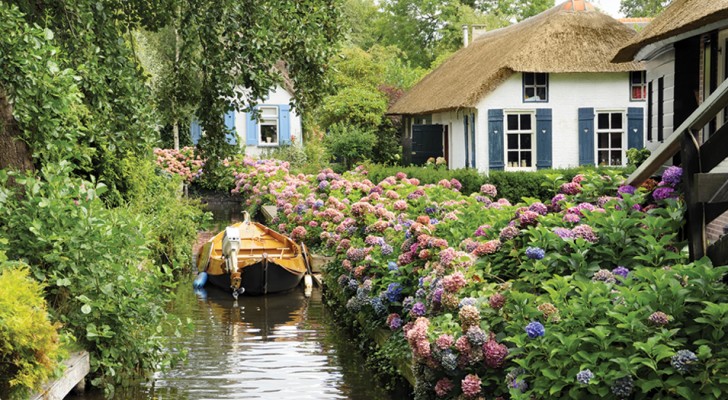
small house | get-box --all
[389,0,647,172]
[614,0,728,263]
[190,71,302,157]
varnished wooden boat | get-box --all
[196,214,310,296]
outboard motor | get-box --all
[222,227,243,298]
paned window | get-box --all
[505,113,534,170]
[630,71,647,101]
[259,106,279,145]
[596,112,624,166]
[523,73,548,102]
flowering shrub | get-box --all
[154,147,204,183]
[230,162,728,399]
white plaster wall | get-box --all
[234,85,303,158]
[475,72,646,171]
[432,110,473,169]
[645,47,676,152]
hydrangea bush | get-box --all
[230,162,728,399]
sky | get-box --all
[590,0,625,18]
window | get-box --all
[505,113,534,170]
[523,73,548,102]
[596,112,624,166]
[630,71,647,101]
[259,106,279,145]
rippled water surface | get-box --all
[70,284,394,399]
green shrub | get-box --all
[0,263,65,399]
[324,124,378,170]
[0,163,187,392]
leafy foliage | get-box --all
[324,124,378,170]
[620,0,670,18]
[0,264,65,399]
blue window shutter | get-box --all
[279,105,291,144]
[246,109,258,146]
[470,113,476,168]
[536,109,553,170]
[578,108,595,166]
[627,107,644,149]
[224,110,237,145]
[190,120,202,145]
[463,115,469,168]
[488,109,504,170]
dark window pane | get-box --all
[507,115,519,130]
[524,73,534,85]
[507,134,518,149]
[611,151,622,165]
[520,133,532,149]
[525,87,535,100]
[521,152,532,167]
[520,114,531,130]
[261,125,278,143]
[508,151,519,163]
[598,113,609,129]
[598,132,609,148]
[631,72,639,84]
[610,132,622,148]
[536,87,547,100]
[611,113,622,129]
[536,73,547,85]
[598,150,609,165]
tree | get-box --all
[477,0,555,22]
[620,0,670,18]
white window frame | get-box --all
[504,111,536,171]
[630,71,647,101]
[595,110,626,167]
[523,73,549,103]
[258,106,279,146]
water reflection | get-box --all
[70,284,393,400]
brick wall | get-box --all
[707,211,728,243]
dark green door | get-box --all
[411,124,443,165]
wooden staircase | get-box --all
[626,78,728,266]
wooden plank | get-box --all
[260,205,278,223]
[312,273,323,287]
[31,351,89,400]
[682,132,706,261]
[707,234,728,267]
[627,77,728,186]
[695,173,728,203]
[700,122,728,172]
[707,203,728,226]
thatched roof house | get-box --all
[389,0,647,173]
[614,0,728,62]
[390,0,642,115]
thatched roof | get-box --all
[389,0,642,115]
[614,0,728,62]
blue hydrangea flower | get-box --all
[459,297,477,308]
[385,282,403,303]
[576,369,594,384]
[525,247,546,260]
[370,296,387,316]
[671,350,698,374]
[440,350,457,371]
[381,243,394,256]
[387,261,398,271]
[525,321,545,338]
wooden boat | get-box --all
[196,213,310,297]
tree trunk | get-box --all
[0,87,34,172]
[173,120,179,150]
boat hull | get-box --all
[206,261,305,295]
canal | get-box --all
[69,199,395,400]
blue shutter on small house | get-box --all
[279,105,291,144]
[578,108,595,166]
[470,113,476,168]
[488,109,504,170]
[246,109,258,146]
[536,108,553,170]
[464,115,470,168]
[190,120,202,145]
[627,107,645,149]
[224,110,237,145]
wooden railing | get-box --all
[626,78,728,266]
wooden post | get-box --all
[31,351,90,400]
[682,130,706,261]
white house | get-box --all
[389,0,647,172]
[190,84,303,157]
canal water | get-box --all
[69,199,395,400]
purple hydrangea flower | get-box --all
[617,185,636,196]
[525,247,545,260]
[525,321,545,338]
[576,369,594,384]
[553,227,575,239]
[671,350,698,374]
[612,266,629,279]
[381,244,394,256]
[411,302,426,317]
[653,187,676,201]
[661,166,683,187]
